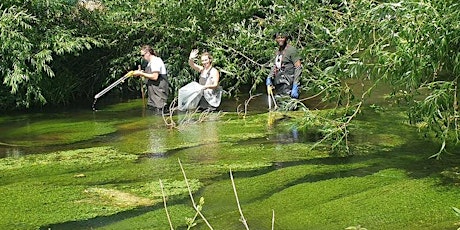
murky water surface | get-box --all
[0,96,305,158]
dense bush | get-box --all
[0,0,104,109]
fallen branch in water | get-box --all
[160,97,224,131]
[237,93,261,119]
[162,98,178,129]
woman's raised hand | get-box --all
[189,49,199,60]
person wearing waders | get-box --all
[187,49,222,111]
[132,45,169,114]
[265,31,303,108]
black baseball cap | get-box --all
[273,31,292,40]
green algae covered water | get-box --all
[1,98,460,230]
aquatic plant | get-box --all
[2,104,460,229]
[161,159,255,230]
[453,207,460,230]
[162,101,225,131]
[345,225,367,230]
[0,119,117,147]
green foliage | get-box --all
[332,0,460,157]
[270,0,460,157]
[0,1,104,109]
[185,197,205,229]
[1,0,336,109]
[0,146,137,170]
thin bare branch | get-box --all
[204,40,267,68]
[159,179,174,230]
[229,168,249,230]
[238,93,262,118]
[178,159,214,229]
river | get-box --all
[1,89,459,230]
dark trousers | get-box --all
[146,78,169,109]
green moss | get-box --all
[268,175,459,230]
[0,120,117,147]
[0,146,137,170]
[96,204,196,230]
[1,107,460,229]
[130,179,203,198]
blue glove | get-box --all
[266,77,272,86]
[290,84,299,98]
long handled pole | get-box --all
[270,90,278,110]
[138,65,146,108]
[268,87,272,110]
[141,80,146,108]
[267,85,278,110]
[94,71,134,99]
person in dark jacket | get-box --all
[266,32,302,99]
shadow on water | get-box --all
[40,199,182,230]
[41,207,154,230]
[213,137,460,206]
[36,123,322,229]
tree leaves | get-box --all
[0,1,104,109]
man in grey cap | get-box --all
[266,31,302,99]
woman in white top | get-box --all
[187,49,222,111]
[132,45,168,113]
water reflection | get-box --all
[266,112,300,143]
[4,147,22,158]
[175,116,221,163]
[267,111,276,128]
[0,94,307,159]
[146,126,166,158]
